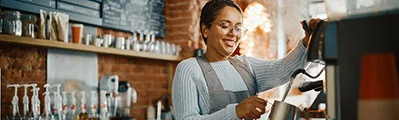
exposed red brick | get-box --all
[103,65,113,73]
[8,46,38,58]
[21,48,39,58]
[129,81,146,90]
[136,99,150,105]
[114,56,129,64]
[167,34,195,42]
[21,70,46,83]
[167,11,182,18]
[166,0,192,6]
[181,11,197,18]
[148,89,169,98]
[0,46,5,56]
[133,65,146,74]
[12,57,32,70]
[152,79,168,88]
[166,18,195,27]
[168,25,191,33]
[182,52,195,58]
[124,64,136,73]
[152,67,163,75]
[98,54,116,63]
[31,57,46,70]
[1,103,12,119]
[171,2,195,11]
[2,69,23,84]
[0,57,11,69]
[124,73,157,82]
[37,48,47,57]
[110,65,125,73]
[1,85,13,103]
[130,107,147,119]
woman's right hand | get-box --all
[235,96,267,119]
[301,18,321,47]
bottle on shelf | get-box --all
[61,91,69,120]
[70,91,77,120]
[77,91,89,120]
[51,84,62,120]
[31,85,41,120]
[41,84,53,120]
[7,84,21,120]
[22,84,36,119]
[99,90,109,120]
[90,90,98,119]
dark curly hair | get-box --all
[200,0,243,44]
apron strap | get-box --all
[196,56,257,113]
[196,56,224,92]
[229,57,258,96]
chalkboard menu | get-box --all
[102,0,165,37]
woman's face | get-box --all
[205,6,243,57]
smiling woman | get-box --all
[171,0,316,119]
[202,6,244,61]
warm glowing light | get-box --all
[248,41,255,47]
[243,2,271,33]
[260,21,271,32]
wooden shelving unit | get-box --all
[0,34,184,61]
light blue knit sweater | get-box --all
[172,41,308,120]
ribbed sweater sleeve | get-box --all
[241,39,308,92]
[172,59,240,120]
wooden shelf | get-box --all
[0,34,184,61]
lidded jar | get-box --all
[2,10,22,36]
[21,13,37,38]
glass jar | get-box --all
[0,16,3,34]
[21,13,37,38]
[2,10,22,36]
[0,10,3,33]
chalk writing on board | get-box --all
[102,0,165,37]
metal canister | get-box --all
[268,101,301,120]
[116,36,125,50]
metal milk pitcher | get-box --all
[268,101,301,120]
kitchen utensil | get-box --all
[268,101,301,120]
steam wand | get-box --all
[281,68,325,102]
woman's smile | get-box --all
[223,38,237,47]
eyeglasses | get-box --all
[213,21,248,37]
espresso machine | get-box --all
[267,20,328,120]
[294,10,399,120]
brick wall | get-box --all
[98,54,178,119]
[0,44,47,120]
[0,44,179,120]
[165,0,208,57]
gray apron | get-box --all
[196,56,258,113]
